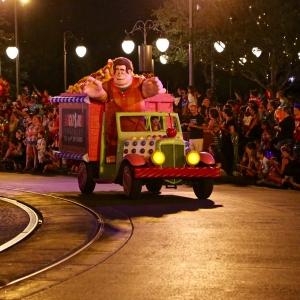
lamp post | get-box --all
[189,0,193,86]
[122,20,169,73]
[14,0,20,96]
[63,31,86,92]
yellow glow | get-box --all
[186,151,200,166]
[151,151,165,165]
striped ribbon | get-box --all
[53,151,89,162]
[51,96,90,104]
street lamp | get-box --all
[63,31,86,92]
[252,47,262,57]
[211,41,225,90]
[121,20,169,73]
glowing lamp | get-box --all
[76,46,87,57]
[186,151,200,166]
[6,47,18,59]
[214,41,225,53]
[122,37,135,54]
[156,37,169,52]
[151,150,165,165]
[252,47,262,57]
[160,55,168,64]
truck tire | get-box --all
[193,178,214,199]
[122,163,142,200]
[146,182,162,193]
[78,162,96,194]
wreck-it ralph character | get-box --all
[83,57,165,163]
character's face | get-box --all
[294,107,300,116]
[114,65,132,87]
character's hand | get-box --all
[142,77,165,98]
[82,76,106,100]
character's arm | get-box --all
[141,77,165,98]
[83,77,108,101]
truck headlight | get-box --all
[151,150,165,166]
[186,151,200,166]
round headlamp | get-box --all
[186,150,200,166]
[151,150,165,166]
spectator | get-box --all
[274,106,295,152]
[235,141,256,176]
[204,108,221,150]
[208,143,230,176]
[293,103,300,142]
[262,144,297,187]
[265,100,278,130]
[33,86,52,106]
[276,91,290,108]
[7,112,19,139]
[187,104,206,152]
[43,149,60,173]
[36,130,47,172]
[256,149,270,180]
[24,115,41,171]
[220,106,238,174]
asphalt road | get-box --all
[1,172,300,300]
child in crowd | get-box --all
[261,130,276,159]
[244,152,260,178]
[256,149,270,179]
[260,120,270,148]
[43,149,60,173]
[242,107,252,133]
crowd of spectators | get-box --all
[173,87,300,190]
[0,85,77,174]
[1,83,300,191]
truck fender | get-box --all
[122,154,146,167]
[199,152,215,165]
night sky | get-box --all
[2,0,189,95]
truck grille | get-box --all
[160,144,185,168]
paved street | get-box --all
[0,173,300,300]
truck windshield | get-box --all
[120,115,178,132]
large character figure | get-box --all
[83,57,165,163]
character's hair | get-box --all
[113,57,134,73]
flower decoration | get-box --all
[0,77,10,99]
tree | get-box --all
[153,0,300,97]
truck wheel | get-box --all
[146,183,162,193]
[122,163,142,200]
[193,178,214,199]
[78,162,96,194]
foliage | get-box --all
[152,0,300,96]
